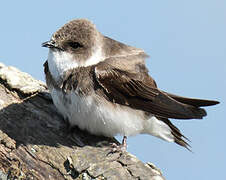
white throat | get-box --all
[47,50,77,82]
[47,47,104,82]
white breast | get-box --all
[50,88,145,137]
[50,88,174,142]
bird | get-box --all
[42,19,219,151]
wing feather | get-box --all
[95,62,208,119]
[163,92,219,107]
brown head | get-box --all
[42,18,147,83]
[42,19,103,64]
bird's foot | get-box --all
[108,136,127,154]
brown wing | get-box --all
[94,62,208,119]
[43,61,59,89]
[162,91,219,107]
[43,61,53,88]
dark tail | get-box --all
[158,117,192,151]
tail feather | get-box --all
[144,116,191,151]
[158,117,191,151]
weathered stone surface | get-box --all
[0,65,46,94]
[0,62,165,180]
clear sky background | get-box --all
[0,1,225,179]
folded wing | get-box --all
[94,62,218,120]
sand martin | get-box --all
[42,19,219,150]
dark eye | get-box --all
[68,41,82,49]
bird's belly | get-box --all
[50,88,145,137]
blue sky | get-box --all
[0,1,225,179]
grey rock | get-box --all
[0,62,165,180]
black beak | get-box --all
[42,40,56,48]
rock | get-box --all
[0,64,46,94]
[0,62,165,180]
